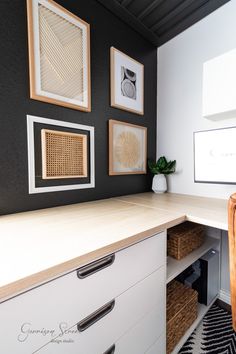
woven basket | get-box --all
[167,222,205,260]
[167,280,198,354]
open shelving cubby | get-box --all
[167,236,219,284]
[167,235,220,354]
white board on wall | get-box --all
[194,127,236,184]
[203,48,236,120]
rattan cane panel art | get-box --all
[41,129,88,179]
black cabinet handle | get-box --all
[77,254,115,279]
[103,344,116,354]
[77,300,115,332]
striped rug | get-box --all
[178,304,236,354]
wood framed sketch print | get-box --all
[109,120,147,175]
[27,0,91,111]
[110,47,144,115]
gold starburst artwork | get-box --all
[115,131,140,168]
[109,120,147,175]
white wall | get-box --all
[157,0,236,199]
[157,1,236,301]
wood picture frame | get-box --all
[27,0,91,112]
[41,129,88,179]
[109,120,147,175]
[110,47,144,115]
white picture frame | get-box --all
[194,127,236,184]
[27,115,95,194]
[110,47,144,115]
[27,0,91,111]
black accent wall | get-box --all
[0,0,157,215]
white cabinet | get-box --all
[113,303,165,354]
[145,334,166,354]
[203,48,236,120]
[0,232,166,354]
[35,268,165,354]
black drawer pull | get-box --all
[77,254,115,279]
[103,344,116,354]
[77,300,115,332]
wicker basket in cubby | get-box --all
[167,221,205,260]
[167,280,198,354]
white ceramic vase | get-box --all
[152,174,167,193]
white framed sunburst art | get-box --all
[109,120,147,175]
[26,0,91,112]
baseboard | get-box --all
[219,289,231,305]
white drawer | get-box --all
[0,232,165,353]
[145,334,166,354]
[110,303,165,354]
[33,267,165,354]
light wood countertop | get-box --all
[0,192,228,302]
[117,192,228,231]
[0,197,184,301]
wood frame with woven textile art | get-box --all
[27,115,95,194]
[27,0,91,111]
[41,129,88,179]
[109,120,147,175]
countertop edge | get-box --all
[0,214,185,302]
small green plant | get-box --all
[148,156,176,175]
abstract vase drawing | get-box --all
[111,47,144,115]
[121,67,137,100]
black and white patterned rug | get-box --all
[179,304,236,354]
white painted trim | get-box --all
[26,114,95,194]
[27,115,36,194]
[32,0,88,107]
[219,289,231,305]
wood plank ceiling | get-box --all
[97,0,230,46]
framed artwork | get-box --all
[194,126,236,184]
[27,115,95,193]
[26,0,91,111]
[109,120,147,175]
[110,47,144,115]
[41,129,88,179]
